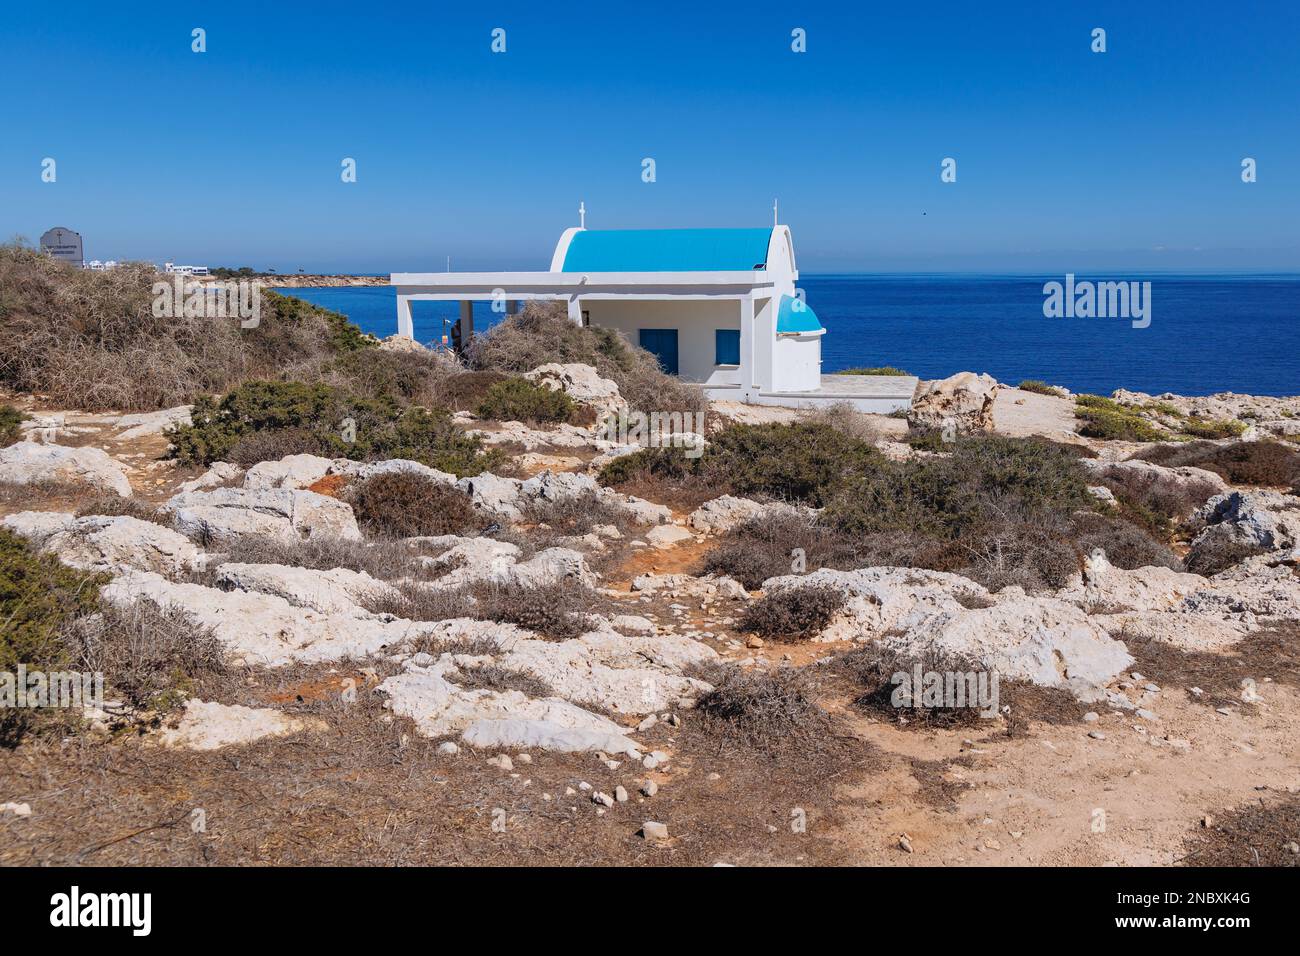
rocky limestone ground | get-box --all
[2,367,1299,866]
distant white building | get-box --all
[163,262,210,276]
[391,221,915,411]
[86,259,120,271]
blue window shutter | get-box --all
[715,329,740,365]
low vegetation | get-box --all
[0,529,108,744]
[475,377,577,424]
[691,664,834,752]
[600,421,881,507]
[1133,439,1300,488]
[1179,417,1247,440]
[369,579,602,641]
[839,646,994,729]
[1074,395,1166,442]
[346,472,481,539]
[0,404,26,447]
[1090,460,1224,538]
[168,380,500,477]
[1016,379,1065,397]
[840,366,911,376]
[465,303,704,413]
[0,243,399,410]
[64,600,227,712]
[738,585,846,641]
[1180,790,1300,867]
[0,529,105,675]
[691,429,1181,591]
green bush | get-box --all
[599,421,881,508]
[1017,380,1064,397]
[711,423,881,505]
[168,380,499,476]
[0,529,105,674]
[262,290,375,353]
[824,436,1094,538]
[686,433,1179,592]
[476,377,576,424]
[1179,417,1247,440]
[841,366,912,377]
[0,404,26,447]
[1074,396,1166,441]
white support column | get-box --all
[396,294,414,339]
[738,296,755,401]
[567,296,582,324]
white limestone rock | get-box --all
[328,458,457,486]
[164,487,361,542]
[3,512,204,577]
[645,524,694,549]
[523,363,623,414]
[157,700,322,751]
[0,441,132,496]
[178,461,244,493]
[242,453,335,490]
[763,566,1132,691]
[379,659,639,753]
[687,495,818,535]
[457,473,526,519]
[486,628,718,715]
[214,562,400,614]
[1192,490,1300,554]
[100,570,439,667]
[114,405,193,440]
[631,572,749,600]
[908,372,997,434]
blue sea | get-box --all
[278,275,1300,397]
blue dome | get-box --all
[776,294,823,334]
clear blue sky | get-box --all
[2,1,1297,273]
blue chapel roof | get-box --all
[561,228,775,272]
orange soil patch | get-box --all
[266,676,354,705]
[306,474,349,498]
[610,532,716,588]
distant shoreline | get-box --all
[197,274,387,288]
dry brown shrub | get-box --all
[465,302,705,414]
[345,472,481,539]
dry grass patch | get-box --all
[1122,622,1300,709]
[738,585,845,642]
[346,472,482,539]
[64,599,229,713]
[1180,790,1300,866]
[688,663,838,755]
[1134,439,1300,488]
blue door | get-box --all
[638,328,679,375]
